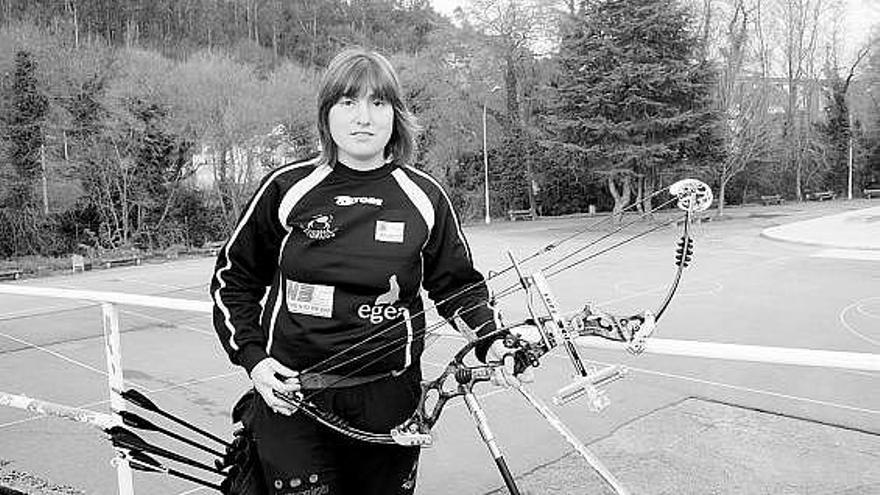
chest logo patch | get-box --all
[375,220,405,243]
[335,195,383,207]
[300,213,337,240]
[358,275,403,324]
[286,281,334,318]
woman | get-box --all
[210,47,520,495]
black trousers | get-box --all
[250,366,422,495]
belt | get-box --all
[297,370,397,389]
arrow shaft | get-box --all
[152,422,225,458]
[116,437,223,475]
[129,459,222,490]
[153,408,230,447]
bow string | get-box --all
[278,179,712,443]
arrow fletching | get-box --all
[121,389,159,413]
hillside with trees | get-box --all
[0,0,877,264]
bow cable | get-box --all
[295,187,680,379]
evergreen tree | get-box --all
[548,0,721,214]
[4,50,49,209]
[818,80,851,192]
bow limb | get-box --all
[653,178,711,321]
[275,393,432,446]
[274,391,404,445]
[628,179,710,352]
[653,207,692,321]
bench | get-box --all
[102,257,141,269]
[508,209,536,221]
[864,188,880,199]
[806,191,835,201]
[192,241,226,257]
[760,194,784,206]
[70,254,93,272]
[0,269,22,281]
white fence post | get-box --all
[102,302,134,495]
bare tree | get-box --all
[710,0,778,214]
[777,0,831,199]
[464,0,556,215]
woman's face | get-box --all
[328,91,394,169]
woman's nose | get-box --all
[353,100,371,123]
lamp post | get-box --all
[482,85,501,224]
[847,111,853,200]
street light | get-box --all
[482,85,501,224]
[847,111,853,200]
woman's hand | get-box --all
[249,358,302,416]
[487,339,535,388]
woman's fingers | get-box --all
[250,358,301,415]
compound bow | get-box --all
[269,178,713,494]
[112,179,714,495]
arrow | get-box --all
[126,450,222,490]
[119,411,224,458]
[120,389,230,447]
[108,426,224,475]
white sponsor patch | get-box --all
[286,281,334,318]
[375,221,405,243]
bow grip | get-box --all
[552,365,628,410]
[626,310,656,355]
[389,426,433,447]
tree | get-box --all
[548,0,721,217]
[3,50,49,209]
[776,0,829,200]
[464,0,555,215]
[709,0,777,215]
[817,45,870,195]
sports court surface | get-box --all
[1,200,878,494]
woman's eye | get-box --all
[372,98,388,106]
[338,98,355,106]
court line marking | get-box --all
[597,255,790,307]
[0,301,94,321]
[0,329,107,376]
[548,354,879,416]
[839,296,880,347]
[856,301,880,319]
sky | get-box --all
[843,0,879,61]
[429,0,878,63]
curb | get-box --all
[759,229,880,251]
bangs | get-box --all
[332,58,399,103]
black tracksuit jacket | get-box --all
[210,157,496,377]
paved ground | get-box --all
[761,205,880,250]
[491,398,880,495]
[0,198,878,494]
